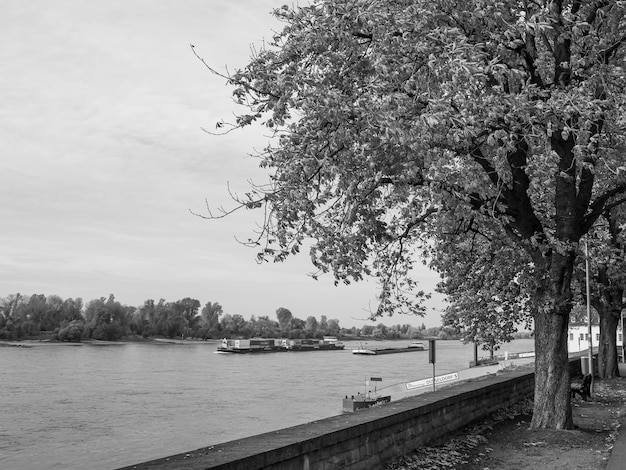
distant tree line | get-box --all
[0,293,463,342]
[0,293,221,341]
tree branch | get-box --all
[582,185,626,232]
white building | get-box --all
[568,324,624,356]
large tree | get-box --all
[172,297,202,336]
[200,301,224,338]
[275,307,293,333]
[201,0,626,428]
[84,295,134,341]
[587,207,626,378]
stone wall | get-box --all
[120,358,585,470]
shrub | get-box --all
[57,321,84,342]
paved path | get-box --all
[375,356,536,402]
[382,354,626,470]
[606,363,626,470]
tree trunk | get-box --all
[529,253,574,429]
[594,264,623,379]
[598,308,620,379]
[531,311,573,429]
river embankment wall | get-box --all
[120,358,586,470]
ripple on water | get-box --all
[1,339,535,469]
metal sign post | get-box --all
[429,339,436,392]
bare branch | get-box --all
[190,44,281,99]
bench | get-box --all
[571,374,592,401]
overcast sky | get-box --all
[0,0,446,328]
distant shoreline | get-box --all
[0,337,222,347]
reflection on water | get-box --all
[0,339,534,469]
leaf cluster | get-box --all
[201,0,626,320]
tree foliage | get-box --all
[0,291,370,341]
[433,212,534,348]
[201,0,626,429]
[200,301,223,338]
[0,293,85,340]
[84,295,135,341]
[276,307,294,332]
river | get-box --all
[0,338,534,469]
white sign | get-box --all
[405,372,459,390]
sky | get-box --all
[0,0,446,328]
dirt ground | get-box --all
[388,377,626,470]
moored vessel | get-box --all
[342,393,391,412]
[342,377,390,412]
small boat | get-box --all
[342,393,391,412]
[408,341,426,350]
[343,377,390,412]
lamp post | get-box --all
[585,238,594,393]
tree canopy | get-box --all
[203,0,626,429]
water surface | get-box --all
[0,339,534,469]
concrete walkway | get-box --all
[375,356,536,402]
[606,363,626,470]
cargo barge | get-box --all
[217,336,344,354]
[217,338,286,354]
[352,341,426,355]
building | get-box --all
[568,323,624,361]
